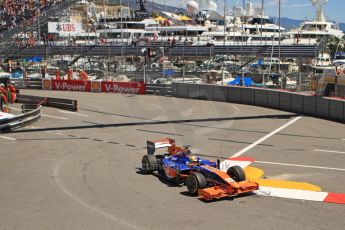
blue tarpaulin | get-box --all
[258,58,263,65]
[228,77,241,86]
[23,56,42,62]
[227,76,254,87]
[161,69,175,76]
[243,77,254,86]
[11,71,23,79]
[250,58,264,68]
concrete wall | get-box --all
[267,91,280,109]
[303,96,316,115]
[316,97,330,118]
[291,94,304,114]
[227,86,242,103]
[199,85,214,100]
[254,89,268,107]
[187,84,200,99]
[329,99,344,121]
[173,83,345,123]
[279,92,292,111]
[213,86,227,102]
[241,88,255,105]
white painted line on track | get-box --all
[314,149,345,154]
[256,160,345,172]
[10,107,68,120]
[42,114,68,120]
[59,110,88,117]
[0,135,16,141]
[231,116,302,158]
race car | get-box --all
[141,138,259,200]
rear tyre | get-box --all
[141,155,157,174]
[156,155,166,178]
[175,167,181,187]
[186,172,207,195]
[227,166,246,182]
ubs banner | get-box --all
[42,79,146,94]
[48,22,82,35]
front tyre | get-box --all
[227,166,246,182]
[186,172,207,195]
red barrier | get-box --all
[42,79,146,94]
[51,80,91,91]
[101,82,145,94]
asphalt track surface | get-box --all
[1,89,345,230]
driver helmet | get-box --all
[189,155,198,163]
[183,149,191,157]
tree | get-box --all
[323,36,345,57]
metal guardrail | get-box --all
[146,84,172,96]
[16,94,78,111]
[0,105,42,133]
[0,45,318,58]
[12,78,42,89]
[172,83,345,123]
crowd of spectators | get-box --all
[0,0,64,34]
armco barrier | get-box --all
[172,83,345,123]
[16,94,78,111]
[0,105,42,133]
[146,84,172,96]
[12,78,42,89]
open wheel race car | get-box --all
[141,138,259,201]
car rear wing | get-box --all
[147,138,175,155]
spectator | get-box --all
[171,37,176,47]
[41,65,46,78]
[55,69,60,80]
[67,66,73,80]
[0,0,65,34]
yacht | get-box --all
[333,52,345,67]
[96,18,159,45]
[285,0,344,45]
[196,1,286,45]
